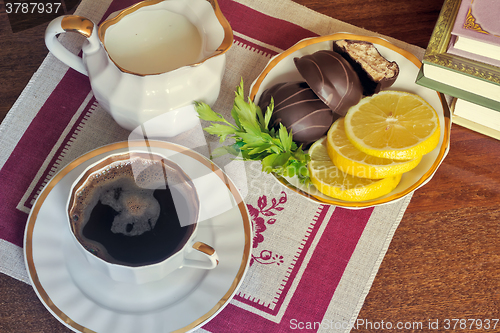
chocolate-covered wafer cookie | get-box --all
[332,40,399,96]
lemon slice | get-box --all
[344,91,440,160]
[327,118,422,179]
[308,137,401,201]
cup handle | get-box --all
[45,15,98,76]
[183,241,219,270]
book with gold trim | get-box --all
[448,0,500,65]
[416,0,500,109]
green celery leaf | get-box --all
[286,165,296,177]
[267,152,292,170]
[275,152,292,168]
[261,153,278,173]
[237,132,266,145]
[278,124,293,152]
[291,160,309,178]
[233,90,261,133]
[210,144,242,158]
[269,145,281,154]
[195,79,311,185]
[299,163,310,177]
[247,143,274,155]
[195,102,231,125]
[296,148,310,163]
[239,116,262,137]
[231,107,243,130]
[263,99,274,130]
[204,123,237,142]
[248,97,266,131]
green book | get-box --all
[416,67,500,111]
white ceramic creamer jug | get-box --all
[45,0,233,131]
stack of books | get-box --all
[416,0,500,140]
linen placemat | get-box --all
[0,0,420,331]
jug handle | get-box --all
[45,15,97,76]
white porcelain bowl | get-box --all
[250,33,452,208]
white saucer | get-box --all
[24,141,252,333]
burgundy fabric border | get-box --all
[218,0,318,50]
[233,204,330,315]
[203,206,374,332]
[0,73,91,246]
[233,36,278,58]
[23,97,98,210]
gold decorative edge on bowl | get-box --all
[97,0,233,77]
[207,0,234,56]
[250,33,452,208]
[24,140,252,333]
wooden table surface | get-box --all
[2,0,500,332]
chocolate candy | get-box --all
[258,81,337,146]
[332,40,399,96]
[294,50,363,116]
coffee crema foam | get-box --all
[68,153,199,266]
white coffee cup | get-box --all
[66,151,218,284]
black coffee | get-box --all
[83,185,194,266]
[69,154,199,267]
